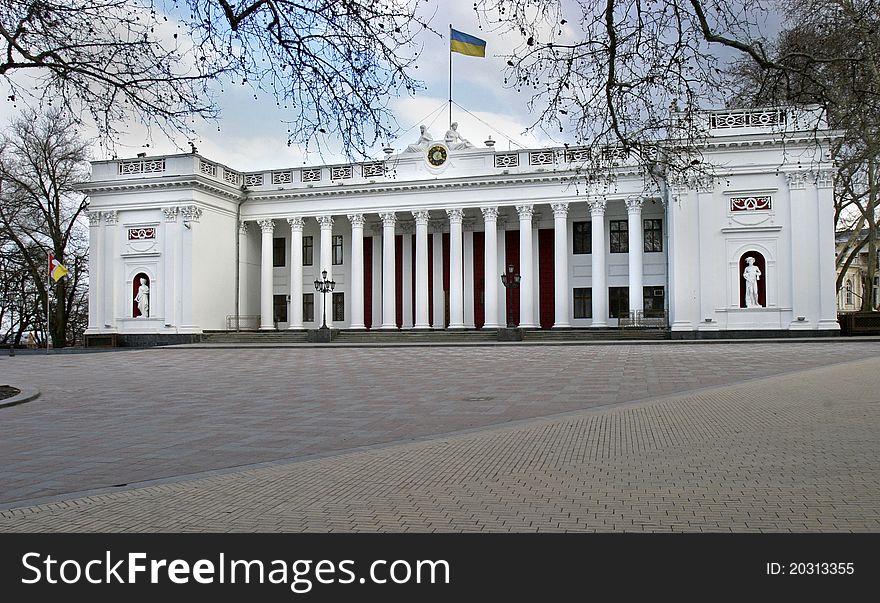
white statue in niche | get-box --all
[743,257,762,308]
[444,122,473,150]
[134,277,150,318]
[405,125,433,152]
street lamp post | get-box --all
[314,269,336,333]
[500,263,521,329]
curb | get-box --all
[0,387,40,409]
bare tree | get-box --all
[472,0,784,181]
[0,108,90,348]
[0,0,431,157]
[728,0,880,310]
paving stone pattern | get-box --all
[1,342,879,511]
[1,354,878,532]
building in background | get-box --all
[79,106,840,345]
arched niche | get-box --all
[133,272,151,318]
[739,251,766,308]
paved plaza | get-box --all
[1,341,879,532]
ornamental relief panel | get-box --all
[725,192,775,228]
[125,223,159,254]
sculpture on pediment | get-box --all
[405,125,433,153]
[444,122,474,150]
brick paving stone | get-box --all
[0,350,878,532]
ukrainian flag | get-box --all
[450,29,486,58]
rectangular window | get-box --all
[303,293,314,322]
[573,288,592,319]
[332,235,344,265]
[610,220,628,253]
[608,286,629,318]
[272,237,286,267]
[643,286,665,316]
[573,221,591,254]
[273,294,288,323]
[644,219,663,252]
[333,292,345,322]
[303,236,313,266]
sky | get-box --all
[181,2,558,171]
[0,1,785,173]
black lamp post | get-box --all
[500,263,521,329]
[314,269,336,330]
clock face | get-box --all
[427,144,448,167]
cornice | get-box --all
[245,170,646,202]
[76,175,246,201]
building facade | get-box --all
[81,107,840,343]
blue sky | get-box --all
[0,1,784,173]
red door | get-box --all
[538,229,555,329]
[473,231,485,329]
[504,231,520,326]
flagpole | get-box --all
[448,23,453,129]
[46,250,51,354]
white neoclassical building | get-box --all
[81,106,840,345]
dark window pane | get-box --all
[573,287,592,319]
[643,286,665,316]
[303,293,314,322]
[610,220,629,253]
[573,221,591,254]
[332,235,344,265]
[272,237,286,267]
[303,236,313,266]
[644,219,663,252]
[333,292,345,321]
[608,286,629,318]
[273,294,287,323]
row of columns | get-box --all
[255,197,647,330]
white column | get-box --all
[348,214,366,329]
[589,198,608,327]
[432,228,444,328]
[86,211,102,332]
[413,211,431,328]
[237,219,248,324]
[317,215,334,329]
[447,208,465,329]
[516,205,537,328]
[163,208,179,327]
[815,171,840,330]
[463,227,475,328]
[626,196,644,317]
[551,202,571,328]
[380,212,397,329]
[102,210,117,328]
[287,217,305,329]
[258,218,275,330]
[178,206,201,331]
[481,207,500,328]
[401,228,414,328]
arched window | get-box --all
[133,273,150,318]
[739,251,766,308]
[845,279,854,306]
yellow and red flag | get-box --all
[49,254,69,282]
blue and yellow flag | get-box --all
[450,29,486,58]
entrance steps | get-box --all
[524,328,669,341]
[333,329,498,343]
[201,330,310,344]
[199,328,669,344]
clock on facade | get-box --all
[427,144,448,167]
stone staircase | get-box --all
[523,328,669,341]
[199,327,669,344]
[333,329,498,344]
[201,330,310,344]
